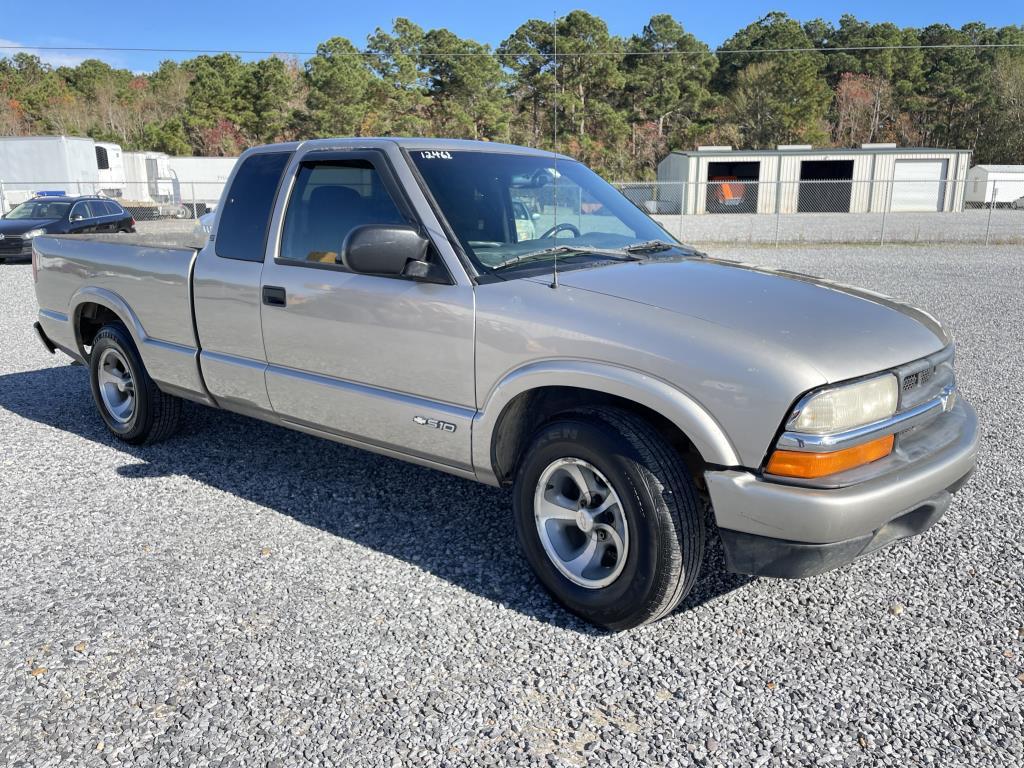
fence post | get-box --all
[191,182,198,220]
[0,179,6,215]
[985,180,997,246]
[879,182,887,246]
[879,168,895,246]
[677,181,685,239]
[773,181,782,248]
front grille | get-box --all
[896,347,955,411]
[0,236,27,254]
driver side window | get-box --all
[279,160,406,265]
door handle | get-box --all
[262,286,287,307]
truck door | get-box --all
[192,150,293,413]
[258,150,476,473]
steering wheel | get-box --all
[539,222,581,239]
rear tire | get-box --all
[513,408,705,630]
[88,323,182,445]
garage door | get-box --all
[890,159,947,212]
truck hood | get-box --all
[554,256,949,383]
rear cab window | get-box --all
[215,152,291,262]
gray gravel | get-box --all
[1,243,1022,767]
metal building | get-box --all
[964,165,1024,207]
[656,144,972,215]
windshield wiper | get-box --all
[489,245,640,271]
[623,239,678,254]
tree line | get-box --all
[1,12,1022,178]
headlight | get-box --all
[788,374,898,434]
[23,228,46,239]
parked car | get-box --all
[32,139,978,630]
[1,195,134,262]
[1011,195,1024,210]
[193,211,216,239]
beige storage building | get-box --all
[656,144,972,215]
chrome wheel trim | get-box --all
[533,458,629,589]
[97,347,136,425]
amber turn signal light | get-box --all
[766,434,894,479]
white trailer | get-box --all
[167,156,238,214]
[94,141,126,197]
[0,136,101,213]
[964,165,1024,207]
[122,150,190,219]
[120,150,189,217]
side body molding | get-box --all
[67,285,212,404]
[472,359,742,485]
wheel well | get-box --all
[76,303,123,350]
[490,386,708,490]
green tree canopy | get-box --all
[715,13,832,148]
[0,13,1021,173]
[304,37,375,137]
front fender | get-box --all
[472,359,742,485]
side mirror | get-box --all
[71,214,84,222]
[341,224,431,279]
[531,211,541,221]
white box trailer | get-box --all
[94,141,126,197]
[167,156,238,214]
[120,150,190,219]
[123,151,177,203]
[0,136,101,213]
[964,165,1024,206]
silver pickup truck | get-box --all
[32,138,979,629]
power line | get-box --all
[1,43,1023,58]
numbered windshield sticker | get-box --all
[420,151,453,160]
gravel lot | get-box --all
[1,244,1021,767]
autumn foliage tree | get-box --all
[832,73,901,145]
[0,13,1021,176]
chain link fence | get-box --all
[2,176,1022,249]
[0,179,224,235]
[614,178,1024,246]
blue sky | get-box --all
[2,1,1020,72]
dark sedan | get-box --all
[0,196,135,262]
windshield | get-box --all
[4,200,70,220]
[410,151,677,274]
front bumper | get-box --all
[0,242,32,260]
[705,399,979,578]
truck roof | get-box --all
[245,137,573,162]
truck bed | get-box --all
[33,233,207,401]
[50,231,208,250]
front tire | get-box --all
[88,323,182,445]
[513,408,705,630]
